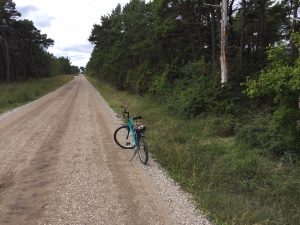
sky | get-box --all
[14,0,131,68]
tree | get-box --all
[0,0,20,82]
[11,19,54,79]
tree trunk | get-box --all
[291,0,299,59]
[30,50,38,79]
[187,25,196,61]
[258,0,266,66]
[186,1,196,62]
[9,51,15,81]
[1,27,12,82]
[210,12,217,68]
[220,0,228,84]
[239,0,246,62]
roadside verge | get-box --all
[0,75,74,114]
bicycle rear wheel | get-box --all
[114,125,135,149]
[138,135,148,164]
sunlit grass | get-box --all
[88,76,300,225]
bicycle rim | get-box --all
[114,125,135,149]
[138,136,148,164]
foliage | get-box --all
[168,60,221,117]
[149,70,173,101]
[245,42,300,154]
[87,0,290,89]
[87,0,291,115]
[245,45,298,102]
[171,76,220,117]
[125,61,154,94]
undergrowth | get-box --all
[88,77,300,225]
[0,75,73,114]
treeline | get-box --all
[0,0,79,82]
[87,0,290,90]
[87,0,299,155]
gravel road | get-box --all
[0,76,212,225]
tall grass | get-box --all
[0,76,73,113]
[88,77,300,225]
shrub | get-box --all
[158,60,220,118]
[244,42,300,154]
[169,75,221,118]
[148,70,173,101]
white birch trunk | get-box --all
[220,0,228,84]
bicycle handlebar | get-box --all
[117,106,141,120]
[120,105,129,118]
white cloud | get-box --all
[14,0,131,67]
[17,5,38,16]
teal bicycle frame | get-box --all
[126,117,138,148]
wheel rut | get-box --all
[0,79,79,225]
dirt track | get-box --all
[0,76,211,225]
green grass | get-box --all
[0,75,73,114]
[88,77,300,225]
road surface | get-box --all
[0,76,210,225]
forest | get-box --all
[87,0,300,156]
[0,0,79,82]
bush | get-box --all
[169,75,221,118]
[148,70,173,101]
[244,43,300,154]
[155,60,221,118]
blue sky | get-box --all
[14,0,132,68]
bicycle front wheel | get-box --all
[114,125,135,149]
[138,135,148,164]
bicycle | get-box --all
[113,106,148,165]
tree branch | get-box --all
[203,3,221,8]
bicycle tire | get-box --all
[138,135,148,164]
[114,125,135,149]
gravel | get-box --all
[138,158,212,225]
[0,76,213,225]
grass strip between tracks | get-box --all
[88,76,300,225]
[0,75,74,114]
